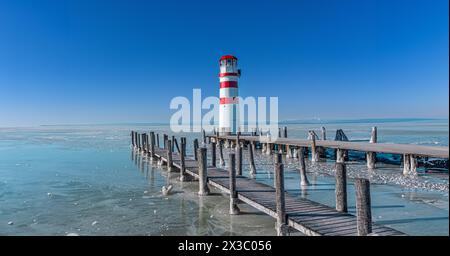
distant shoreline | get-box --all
[0,117,448,129]
[40,117,448,127]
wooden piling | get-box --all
[210,141,216,167]
[171,135,175,152]
[167,140,173,171]
[335,163,347,213]
[202,129,206,144]
[336,148,345,163]
[180,137,187,181]
[315,128,326,158]
[174,137,180,153]
[150,132,155,158]
[143,133,147,152]
[410,154,417,175]
[218,139,225,166]
[321,127,326,140]
[146,133,151,154]
[137,133,141,150]
[298,147,310,186]
[403,154,411,175]
[310,131,319,162]
[286,145,293,158]
[370,126,377,143]
[143,133,148,152]
[355,178,372,236]
[266,143,272,155]
[283,126,287,138]
[366,127,377,169]
[197,147,210,196]
[194,139,199,161]
[156,134,160,148]
[274,153,287,236]
[228,153,240,214]
[131,131,135,148]
[236,143,242,176]
[249,141,256,176]
[163,134,168,150]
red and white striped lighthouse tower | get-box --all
[219,55,240,135]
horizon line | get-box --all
[0,117,448,129]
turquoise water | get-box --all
[0,119,448,235]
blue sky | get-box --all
[0,0,448,126]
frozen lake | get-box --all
[0,119,448,235]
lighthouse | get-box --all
[219,55,240,135]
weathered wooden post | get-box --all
[137,133,141,150]
[202,129,206,144]
[150,132,155,158]
[142,133,147,153]
[274,153,287,236]
[336,148,345,163]
[198,147,210,196]
[283,126,287,138]
[410,154,417,175]
[144,133,148,153]
[335,162,347,213]
[134,131,138,149]
[310,131,319,162]
[355,178,372,236]
[366,127,377,169]
[228,153,240,214]
[369,126,377,143]
[278,128,282,138]
[156,134,160,148]
[131,131,135,148]
[180,137,187,181]
[171,135,175,152]
[266,143,272,155]
[317,127,326,158]
[210,141,216,167]
[298,147,310,186]
[163,134,168,150]
[288,145,294,158]
[218,139,225,166]
[236,134,242,176]
[145,133,150,153]
[236,144,242,176]
[173,137,180,153]
[403,154,410,175]
[146,133,151,154]
[167,140,173,171]
[248,141,256,176]
[193,139,199,161]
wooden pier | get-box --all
[130,130,409,236]
[214,135,449,158]
[208,127,449,175]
